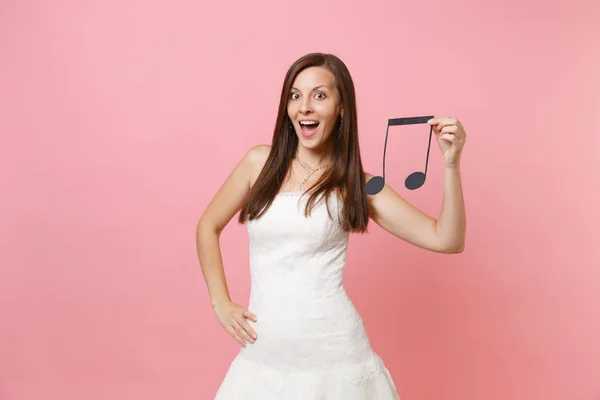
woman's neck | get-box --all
[295,146,333,169]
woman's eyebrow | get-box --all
[291,85,328,91]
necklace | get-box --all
[294,153,330,191]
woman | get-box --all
[197,52,467,399]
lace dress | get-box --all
[214,191,401,399]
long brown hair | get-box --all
[238,52,370,233]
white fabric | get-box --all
[215,191,401,399]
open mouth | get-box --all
[299,120,320,136]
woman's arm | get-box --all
[196,145,268,307]
[196,224,233,307]
[366,167,466,254]
[366,116,467,254]
[196,145,268,347]
[435,164,466,252]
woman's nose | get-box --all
[300,98,313,113]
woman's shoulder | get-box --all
[244,144,271,188]
[245,144,271,165]
[364,171,375,181]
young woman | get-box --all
[197,52,467,399]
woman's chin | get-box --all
[298,134,321,146]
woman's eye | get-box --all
[290,92,325,100]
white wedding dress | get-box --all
[214,191,401,399]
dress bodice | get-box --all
[246,191,351,322]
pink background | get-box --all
[1,0,599,399]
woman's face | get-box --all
[287,66,343,151]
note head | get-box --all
[366,176,385,195]
[405,171,426,190]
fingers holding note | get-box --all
[427,117,467,168]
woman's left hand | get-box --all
[427,116,467,168]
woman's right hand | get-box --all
[213,300,258,347]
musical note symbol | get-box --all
[366,115,435,195]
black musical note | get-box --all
[366,115,435,195]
